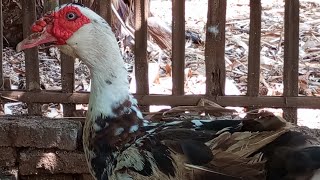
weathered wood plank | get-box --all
[283,0,299,124]
[134,0,149,95]
[205,0,227,96]
[22,0,42,115]
[172,0,185,95]
[3,91,320,109]
[96,0,112,25]
[59,0,76,117]
[44,0,59,12]
[247,0,261,97]
[80,0,92,7]
[60,57,75,117]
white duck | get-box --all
[17,3,320,180]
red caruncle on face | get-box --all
[16,4,91,53]
[32,5,90,45]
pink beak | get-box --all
[16,24,57,52]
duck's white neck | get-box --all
[88,66,130,119]
[64,22,132,120]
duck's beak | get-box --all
[16,26,57,52]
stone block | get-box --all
[0,117,82,150]
[81,174,94,180]
[0,167,18,180]
[19,149,89,175]
[0,147,16,167]
[20,174,74,180]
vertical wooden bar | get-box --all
[60,0,76,117]
[75,0,89,6]
[172,0,185,95]
[0,0,3,89]
[205,0,227,96]
[82,0,92,7]
[134,0,149,95]
[22,0,42,115]
[247,0,261,98]
[44,0,59,12]
[283,0,299,124]
[61,56,75,117]
[97,0,112,25]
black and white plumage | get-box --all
[17,3,320,180]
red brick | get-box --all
[19,149,90,175]
[0,117,82,150]
[0,147,16,167]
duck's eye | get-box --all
[66,12,78,21]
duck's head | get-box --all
[17,3,122,69]
[17,3,130,116]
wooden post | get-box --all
[172,0,185,95]
[134,0,149,95]
[134,0,149,112]
[60,0,76,117]
[97,0,112,25]
[44,0,59,12]
[205,0,227,96]
[82,0,92,7]
[247,0,261,109]
[283,0,299,124]
[22,0,42,115]
[247,0,261,97]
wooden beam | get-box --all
[205,0,227,96]
[247,0,261,97]
[2,91,320,109]
[172,0,185,95]
[134,0,149,95]
[60,0,76,117]
[22,0,42,115]
[283,0,299,123]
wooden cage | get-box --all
[0,0,317,124]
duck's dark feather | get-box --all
[86,98,320,180]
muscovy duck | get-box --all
[17,3,320,180]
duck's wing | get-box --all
[113,111,289,180]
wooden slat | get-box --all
[22,0,42,115]
[2,91,320,109]
[44,0,59,12]
[247,0,261,98]
[134,0,149,95]
[71,0,89,7]
[60,54,75,117]
[0,0,3,90]
[283,0,300,123]
[81,0,92,7]
[172,0,185,95]
[60,0,76,117]
[97,0,112,25]
[205,0,227,96]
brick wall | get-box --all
[0,116,94,180]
